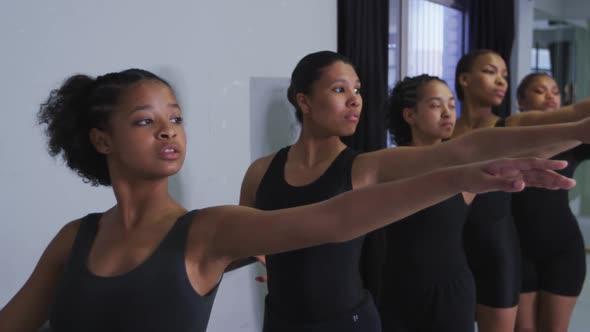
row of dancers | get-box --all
[0,49,589,332]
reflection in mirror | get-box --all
[533,12,590,250]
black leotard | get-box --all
[463,118,522,308]
[50,211,219,332]
[512,144,590,296]
[380,194,475,332]
[255,146,381,331]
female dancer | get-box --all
[512,73,588,332]
[380,74,475,332]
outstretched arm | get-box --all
[354,118,590,186]
[205,158,574,268]
[507,97,590,127]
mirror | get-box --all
[533,7,590,250]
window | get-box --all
[530,47,552,73]
[389,0,465,89]
[388,0,401,90]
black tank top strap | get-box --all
[169,209,223,298]
[157,210,200,261]
[323,147,359,184]
[130,209,203,277]
[66,213,101,271]
[262,146,290,183]
[337,147,361,167]
[259,146,359,192]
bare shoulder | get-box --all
[59,218,83,237]
[240,153,276,206]
[47,218,83,264]
[244,153,276,183]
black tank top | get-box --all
[512,144,590,247]
[49,211,219,332]
[465,118,512,226]
[255,146,364,322]
[382,194,471,289]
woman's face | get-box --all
[519,75,561,111]
[406,80,456,142]
[299,61,362,137]
[460,52,508,107]
[93,80,187,182]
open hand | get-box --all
[254,255,267,283]
[461,158,575,194]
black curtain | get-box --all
[338,0,388,152]
[337,0,389,305]
[467,0,515,118]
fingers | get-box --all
[524,159,568,171]
[255,255,266,266]
[521,169,576,190]
[514,159,568,172]
[483,174,525,193]
[486,158,568,176]
[255,275,268,283]
[475,158,575,194]
[255,255,268,283]
[480,168,576,194]
[511,179,525,192]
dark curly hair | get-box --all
[516,72,554,105]
[37,68,171,186]
[454,49,501,101]
[287,51,355,122]
[387,75,446,146]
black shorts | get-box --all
[521,232,586,296]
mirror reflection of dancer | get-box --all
[454,49,590,332]
[241,51,590,332]
[512,73,588,332]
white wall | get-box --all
[0,1,337,331]
[563,0,590,19]
[536,0,590,19]
[535,0,563,17]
